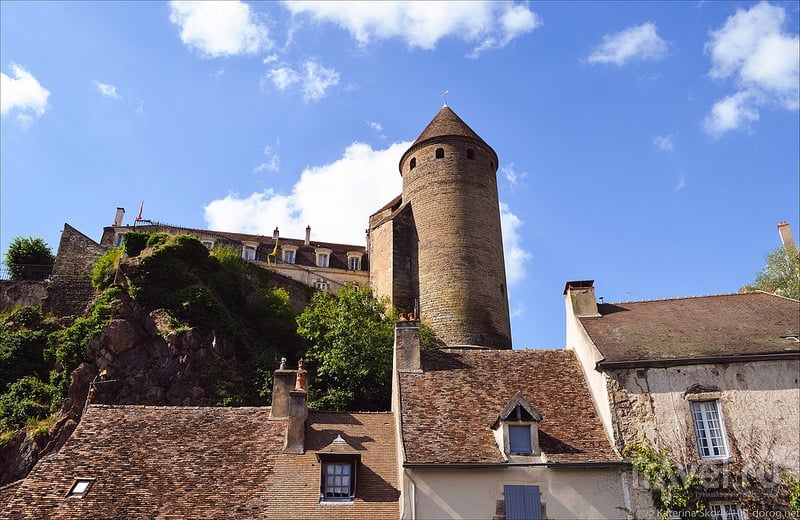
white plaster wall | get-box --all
[564,295,616,444]
[611,360,800,479]
[402,466,634,520]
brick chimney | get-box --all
[113,207,125,226]
[273,227,279,240]
[305,225,311,246]
[778,222,795,249]
[284,359,308,454]
[269,357,296,419]
[564,280,601,318]
[394,317,421,372]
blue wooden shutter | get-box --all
[504,485,542,520]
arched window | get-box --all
[435,148,444,159]
[467,149,475,160]
[410,158,416,170]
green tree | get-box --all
[5,237,55,281]
[296,286,440,412]
[741,245,800,300]
[297,286,398,411]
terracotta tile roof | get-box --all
[579,292,800,365]
[398,349,620,465]
[3,406,398,519]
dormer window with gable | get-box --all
[242,242,258,262]
[492,392,543,458]
[317,434,361,503]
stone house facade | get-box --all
[564,280,800,516]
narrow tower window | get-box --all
[435,148,444,159]
[467,149,475,160]
[409,158,416,170]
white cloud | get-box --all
[283,1,540,56]
[366,120,383,132]
[93,80,121,99]
[169,0,272,58]
[266,59,339,102]
[301,60,340,101]
[267,66,300,90]
[703,2,799,135]
[1,62,50,121]
[205,141,409,243]
[586,22,669,65]
[255,144,281,173]
[674,173,686,192]
[703,90,760,136]
[499,202,531,285]
[500,163,527,185]
[653,134,675,152]
[206,141,530,286]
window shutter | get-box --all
[504,485,542,520]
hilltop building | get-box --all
[101,216,368,295]
[369,106,512,349]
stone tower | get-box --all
[369,105,511,349]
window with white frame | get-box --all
[346,251,363,271]
[708,503,743,520]
[493,393,542,458]
[315,248,331,268]
[114,233,124,247]
[690,400,729,459]
[282,246,296,264]
[314,279,328,291]
[243,245,257,261]
[201,240,214,249]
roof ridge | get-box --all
[608,292,755,305]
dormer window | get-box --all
[346,251,363,271]
[282,245,297,264]
[315,248,332,268]
[492,393,543,458]
[317,434,361,503]
[242,242,258,262]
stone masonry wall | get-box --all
[0,281,47,312]
[43,224,107,318]
[400,136,511,349]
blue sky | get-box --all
[2,1,798,349]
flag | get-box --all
[135,201,144,222]
[268,238,279,267]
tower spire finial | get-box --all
[442,89,449,107]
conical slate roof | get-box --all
[411,105,488,148]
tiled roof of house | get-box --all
[579,292,800,365]
[398,349,621,465]
[3,405,398,519]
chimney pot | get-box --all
[305,225,311,246]
[778,222,795,249]
[273,227,279,240]
[113,208,125,227]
